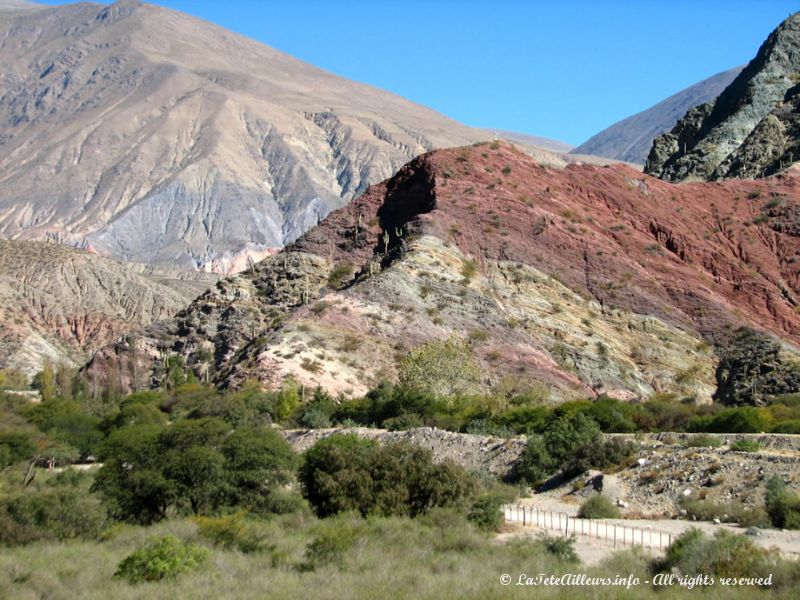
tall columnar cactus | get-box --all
[382,230,390,255]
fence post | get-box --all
[622,525,625,546]
[613,525,617,548]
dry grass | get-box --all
[1,512,797,599]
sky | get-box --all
[37,0,800,146]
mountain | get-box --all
[646,13,800,181]
[0,0,485,272]
[86,142,800,403]
[572,67,743,164]
[0,239,214,377]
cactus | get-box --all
[382,230,390,255]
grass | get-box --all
[1,512,797,599]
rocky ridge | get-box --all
[86,142,800,402]
[646,13,800,181]
[574,67,743,164]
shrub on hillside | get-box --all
[578,495,620,519]
[113,535,209,584]
[683,434,722,448]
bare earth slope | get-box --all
[86,143,800,402]
[573,67,743,164]
[0,239,202,376]
[0,0,484,271]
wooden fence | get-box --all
[503,504,673,550]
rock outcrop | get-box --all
[574,67,743,164]
[86,143,800,403]
[646,13,800,181]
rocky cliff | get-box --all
[573,67,742,164]
[646,13,800,181]
[86,142,800,403]
[0,0,484,271]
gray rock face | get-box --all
[573,67,742,164]
[645,13,800,181]
[0,1,482,271]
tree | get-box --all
[298,434,474,518]
[398,335,481,399]
[32,359,56,402]
[299,434,376,518]
[92,425,174,524]
[221,427,298,514]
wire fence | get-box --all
[503,504,673,550]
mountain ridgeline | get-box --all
[0,0,483,272]
[86,142,800,404]
[646,13,800,182]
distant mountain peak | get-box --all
[572,67,743,164]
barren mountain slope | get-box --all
[0,0,485,271]
[573,67,743,164]
[86,143,800,402]
[0,239,204,376]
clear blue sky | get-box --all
[38,0,800,145]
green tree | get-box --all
[92,425,174,524]
[299,434,375,518]
[32,359,56,402]
[298,434,474,518]
[398,335,481,399]
[221,427,298,514]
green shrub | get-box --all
[467,495,504,531]
[538,534,578,562]
[0,431,35,466]
[683,434,722,448]
[680,496,770,527]
[660,528,780,582]
[577,495,620,519]
[114,535,210,584]
[512,434,556,486]
[92,420,298,524]
[299,435,474,518]
[730,438,760,452]
[327,262,354,289]
[4,489,107,542]
[765,476,800,529]
[303,519,363,570]
[562,437,634,477]
[194,512,267,553]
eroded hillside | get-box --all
[85,142,800,401]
